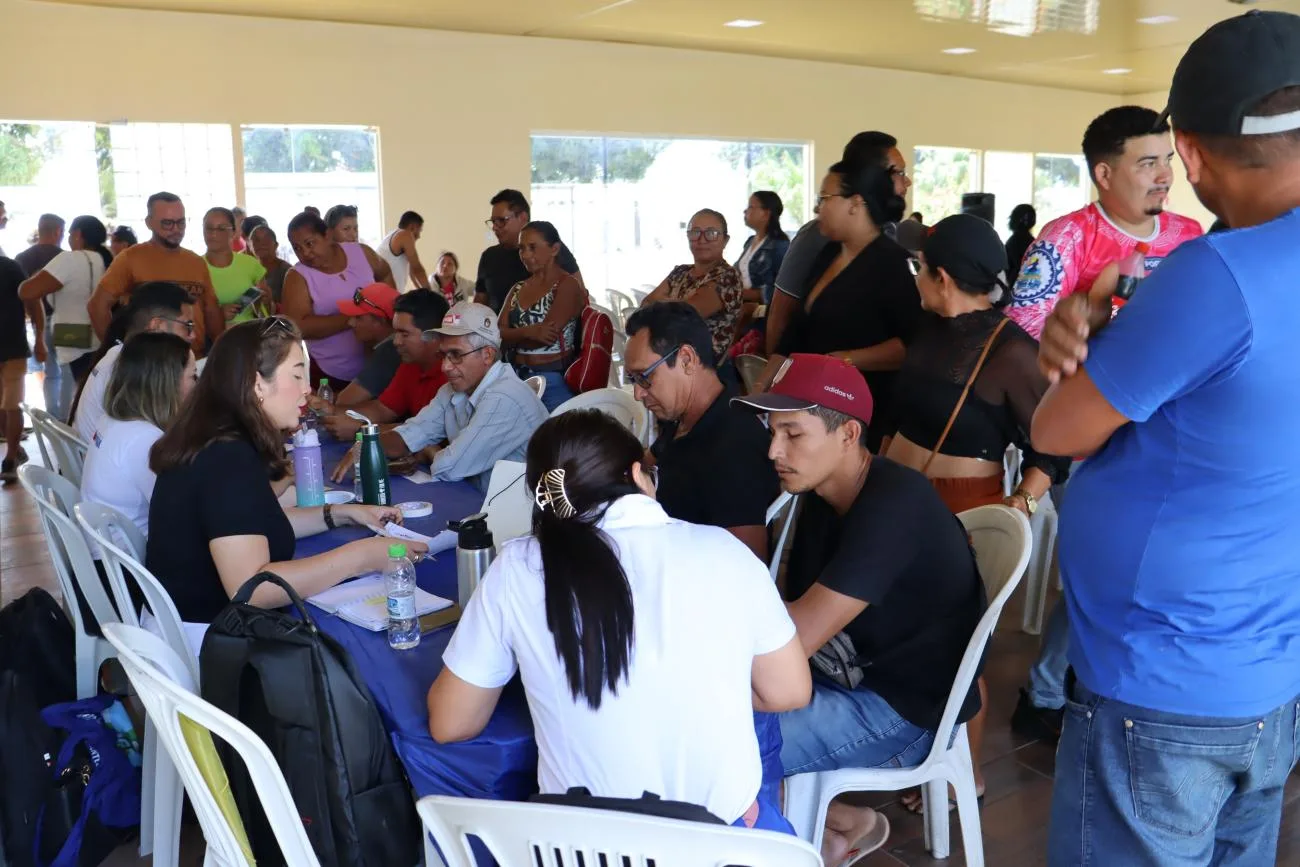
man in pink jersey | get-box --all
[1008,106,1203,340]
[1008,106,1203,743]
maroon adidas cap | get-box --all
[731,353,873,426]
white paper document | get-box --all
[306,573,453,631]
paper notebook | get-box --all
[307,573,453,632]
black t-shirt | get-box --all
[475,242,579,312]
[776,236,922,449]
[784,458,986,731]
[651,384,779,531]
[0,258,31,362]
[14,243,62,278]
[354,336,401,398]
[146,438,296,623]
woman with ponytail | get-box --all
[428,409,810,831]
[19,215,112,419]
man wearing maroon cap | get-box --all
[734,353,987,865]
[320,289,450,457]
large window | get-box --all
[1033,154,1090,226]
[530,135,809,304]
[242,125,382,247]
[911,147,980,226]
[981,151,1034,239]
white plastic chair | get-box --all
[524,375,546,401]
[482,460,531,551]
[783,504,1032,867]
[609,328,628,387]
[735,354,768,394]
[19,402,54,469]
[1021,492,1059,634]
[765,491,798,582]
[28,406,89,485]
[606,289,637,331]
[551,387,652,447]
[102,624,321,867]
[17,464,119,699]
[416,795,820,867]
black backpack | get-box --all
[199,572,420,867]
[0,590,78,867]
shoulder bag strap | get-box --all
[919,317,1011,477]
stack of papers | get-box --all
[368,521,459,556]
[307,574,454,632]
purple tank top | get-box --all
[293,242,373,380]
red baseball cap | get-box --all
[731,353,873,425]
[338,282,399,320]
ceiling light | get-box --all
[1137,15,1178,25]
[724,19,764,28]
[1102,67,1132,75]
[942,47,977,55]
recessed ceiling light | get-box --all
[1137,15,1178,25]
[724,19,764,28]
[1102,67,1132,75]
[942,47,977,55]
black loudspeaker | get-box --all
[961,193,996,224]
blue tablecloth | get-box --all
[296,441,784,807]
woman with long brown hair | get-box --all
[146,317,425,623]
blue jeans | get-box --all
[1049,676,1300,867]
[515,366,573,413]
[779,678,934,775]
[1027,465,1077,709]
[731,796,795,834]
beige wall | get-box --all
[2,0,1122,279]
[1129,89,1215,228]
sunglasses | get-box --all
[261,315,296,337]
[626,345,682,390]
[686,228,723,242]
[351,287,387,317]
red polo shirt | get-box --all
[377,361,447,418]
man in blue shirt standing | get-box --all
[1032,11,1300,866]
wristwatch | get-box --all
[1012,488,1038,516]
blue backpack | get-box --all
[35,696,142,867]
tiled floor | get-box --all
[4,433,1299,866]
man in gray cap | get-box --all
[1033,11,1300,864]
[378,300,548,491]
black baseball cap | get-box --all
[920,214,1007,291]
[1160,10,1300,136]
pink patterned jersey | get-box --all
[1007,203,1203,339]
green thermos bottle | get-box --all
[359,422,391,506]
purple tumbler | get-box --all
[292,427,326,507]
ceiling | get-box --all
[39,0,1300,94]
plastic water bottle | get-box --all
[351,432,364,503]
[385,544,420,650]
[315,378,334,421]
[291,427,326,507]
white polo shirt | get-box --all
[442,494,795,823]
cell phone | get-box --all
[237,287,263,310]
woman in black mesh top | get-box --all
[884,213,1069,815]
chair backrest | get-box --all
[605,290,636,331]
[609,329,628,386]
[921,504,1032,767]
[735,354,768,394]
[17,464,120,637]
[30,407,88,486]
[102,624,318,867]
[416,796,821,867]
[482,460,531,550]
[523,375,546,400]
[765,492,798,582]
[19,402,55,469]
[550,387,651,447]
[74,501,199,685]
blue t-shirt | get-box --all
[1060,207,1300,718]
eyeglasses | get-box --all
[907,257,922,277]
[351,287,387,318]
[888,166,911,182]
[484,216,515,229]
[158,218,187,231]
[686,228,723,242]
[443,346,490,365]
[815,193,846,207]
[261,315,296,338]
[160,316,195,336]
[626,345,682,390]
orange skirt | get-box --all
[929,474,1005,515]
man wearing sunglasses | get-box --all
[473,189,582,312]
[89,191,224,358]
[319,282,403,409]
[625,302,778,562]
[366,301,548,491]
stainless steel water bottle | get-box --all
[450,513,494,607]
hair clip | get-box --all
[534,468,577,519]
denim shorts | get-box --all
[779,677,934,776]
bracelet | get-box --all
[323,504,337,530]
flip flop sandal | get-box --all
[839,813,891,867]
